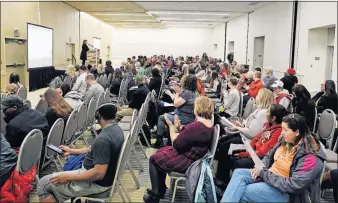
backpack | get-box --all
[62,154,85,171]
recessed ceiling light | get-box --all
[104,19,157,22]
[158,18,227,22]
[148,11,229,16]
[94,13,148,16]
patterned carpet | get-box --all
[29,131,335,203]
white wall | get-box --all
[226,14,248,65]
[295,2,337,91]
[211,23,226,60]
[80,12,114,63]
[111,27,213,67]
[247,2,293,78]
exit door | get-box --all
[253,36,265,70]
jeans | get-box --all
[221,169,289,203]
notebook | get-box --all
[241,136,266,168]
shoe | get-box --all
[146,187,167,199]
[143,191,160,203]
[152,138,164,149]
[214,178,227,190]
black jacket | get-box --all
[281,75,298,93]
[316,93,338,114]
[5,107,49,148]
[80,44,89,60]
[105,66,114,77]
[129,84,150,110]
[293,99,316,131]
[148,76,162,95]
[110,78,122,96]
[45,107,69,128]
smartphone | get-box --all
[46,144,64,155]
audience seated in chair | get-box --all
[57,83,83,110]
[6,83,19,96]
[314,80,338,114]
[154,74,197,147]
[247,71,263,98]
[1,95,49,148]
[205,71,220,93]
[83,74,104,105]
[221,114,326,203]
[186,66,205,96]
[237,69,253,94]
[37,104,124,203]
[72,65,88,96]
[114,74,150,122]
[0,133,18,188]
[44,88,73,127]
[219,63,229,79]
[109,69,123,96]
[143,96,214,203]
[148,68,162,96]
[262,69,277,89]
[215,104,288,188]
[321,169,338,203]
[292,84,316,132]
[271,80,292,109]
[221,77,241,118]
[104,60,114,77]
[9,73,23,89]
[280,68,298,94]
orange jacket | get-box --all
[248,79,263,98]
[197,78,206,96]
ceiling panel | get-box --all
[65,1,268,28]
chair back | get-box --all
[242,97,255,120]
[35,98,48,114]
[1,111,7,134]
[63,76,72,86]
[209,124,220,167]
[17,86,27,100]
[319,141,327,184]
[86,97,98,127]
[49,77,63,88]
[16,129,43,174]
[238,92,244,118]
[76,103,88,134]
[312,106,318,133]
[317,109,337,149]
[44,119,65,161]
[106,73,112,88]
[102,74,108,86]
[24,99,32,109]
[97,75,104,87]
[104,89,110,103]
[131,110,138,126]
[63,109,78,144]
[108,129,130,198]
[117,79,126,103]
[97,92,105,107]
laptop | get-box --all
[241,135,266,168]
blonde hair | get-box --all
[194,96,214,120]
[6,83,19,95]
[255,88,275,109]
[97,64,103,73]
[66,64,76,77]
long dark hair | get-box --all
[182,74,197,92]
[9,73,20,84]
[114,68,123,80]
[282,114,319,153]
[292,84,311,113]
[210,71,218,88]
[324,80,337,96]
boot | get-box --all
[152,138,164,149]
[146,186,167,199]
[143,190,160,203]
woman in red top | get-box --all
[215,104,288,189]
[220,63,229,79]
[143,97,214,203]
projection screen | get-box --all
[27,23,53,69]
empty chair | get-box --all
[17,86,27,100]
[62,109,78,145]
[237,92,244,118]
[35,98,48,114]
[16,129,43,178]
[97,92,105,107]
[242,97,255,120]
[318,109,337,149]
[49,77,63,88]
[41,118,65,170]
[86,97,98,128]
[63,76,72,86]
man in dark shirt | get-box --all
[1,95,49,148]
[280,68,298,93]
[114,74,150,122]
[37,104,124,203]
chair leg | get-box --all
[141,128,151,148]
[172,178,185,203]
[57,155,63,168]
[136,136,148,159]
[117,185,127,203]
[53,159,61,172]
[119,180,132,203]
[132,147,144,172]
[127,161,140,189]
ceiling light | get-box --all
[103,19,158,22]
[148,11,229,16]
[93,13,148,16]
[158,18,227,22]
[162,21,216,24]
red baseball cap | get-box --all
[287,68,296,75]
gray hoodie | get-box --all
[260,139,326,203]
[262,74,277,88]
